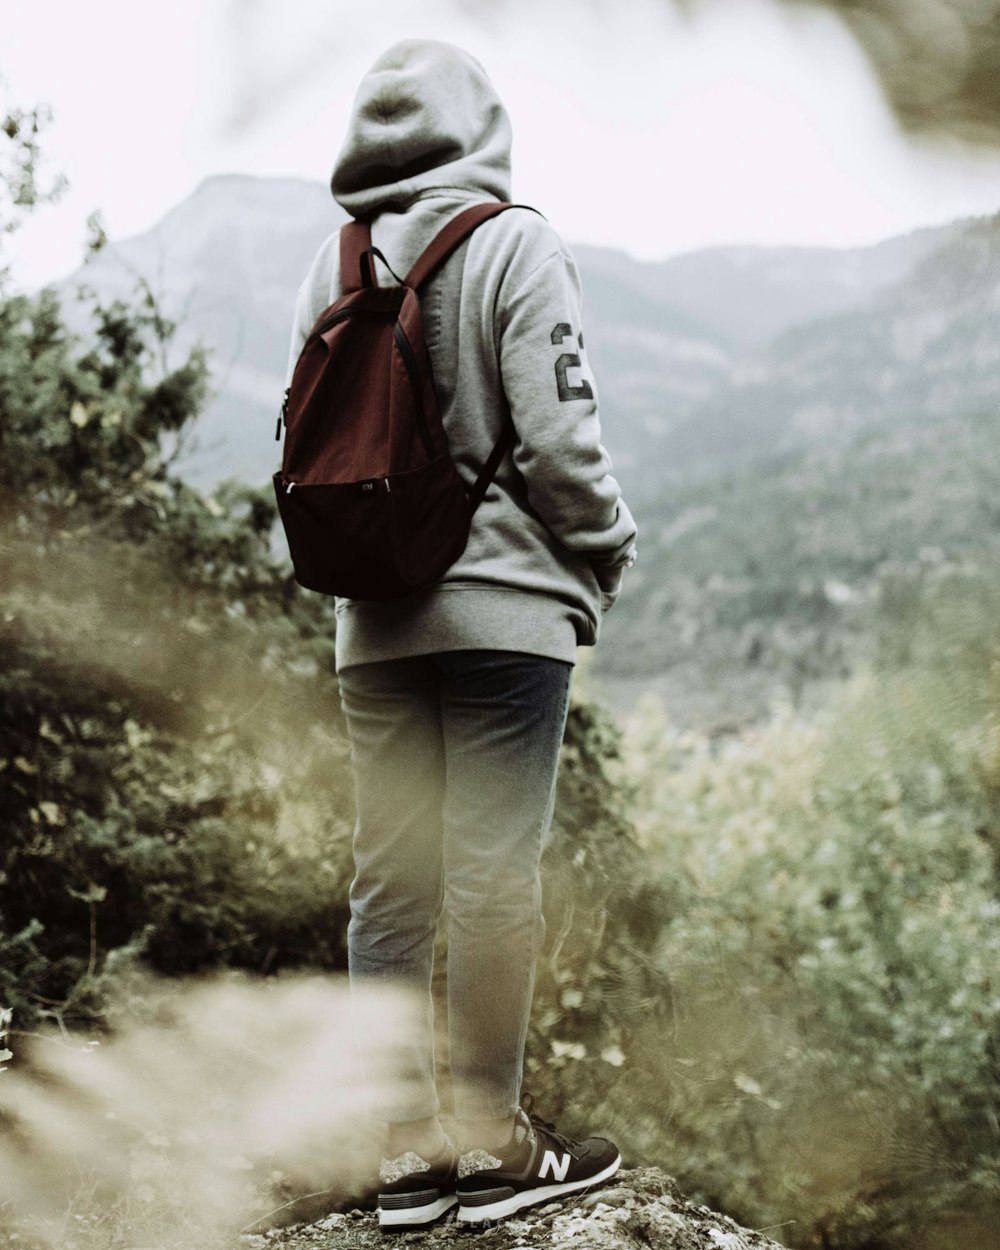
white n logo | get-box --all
[538,1149,570,1182]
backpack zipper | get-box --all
[275,387,290,441]
[392,322,435,460]
[307,305,363,342]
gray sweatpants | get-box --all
[338,648,572,1122]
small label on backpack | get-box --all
[359,478,393,495]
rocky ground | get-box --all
[238,1169,785,1250]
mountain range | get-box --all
[50,173,983,490]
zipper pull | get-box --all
[275,387,290,441]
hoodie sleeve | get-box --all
[497,245,637,607]
[284,233,342,389]
[284,279,313,389]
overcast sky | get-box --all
[5,0,1000,291]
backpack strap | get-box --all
[468,417,516,516]
[403,201,541,511]
[340,220,377,292]
[405,201,533,289]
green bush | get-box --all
[610,574,1000,1249]
[0,296,358,1033]
[0,102,361,1039]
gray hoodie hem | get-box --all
[334,587,579,670]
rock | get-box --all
[243,1167,786,1250]
[312,1215,346,1230]
[580,1188,631,1210]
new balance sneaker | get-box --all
[376,1140,458,1229]
[455,1099,621,1223]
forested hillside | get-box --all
[590,210,1000,722]
[665,211,1000,470]
[597,402,1000,724]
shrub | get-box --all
[612,574,1000,1248]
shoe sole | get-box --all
[456,1153,622,1223]
[378,1193,457,1229]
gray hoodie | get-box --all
[284,39,637,670]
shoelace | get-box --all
[520,1092,584,1159]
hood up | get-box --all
[331,39,512,220]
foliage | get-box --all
[607,574,1000,1249]
[0,101,356,1035]
[0,97,67,293]
[528,695,675,1114]
[0,332,358,1020]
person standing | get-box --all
[283,38,637,1228]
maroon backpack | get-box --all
[273,201,520,600]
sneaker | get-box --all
[455,1097,621,1223]
[376,1141,458,1229]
